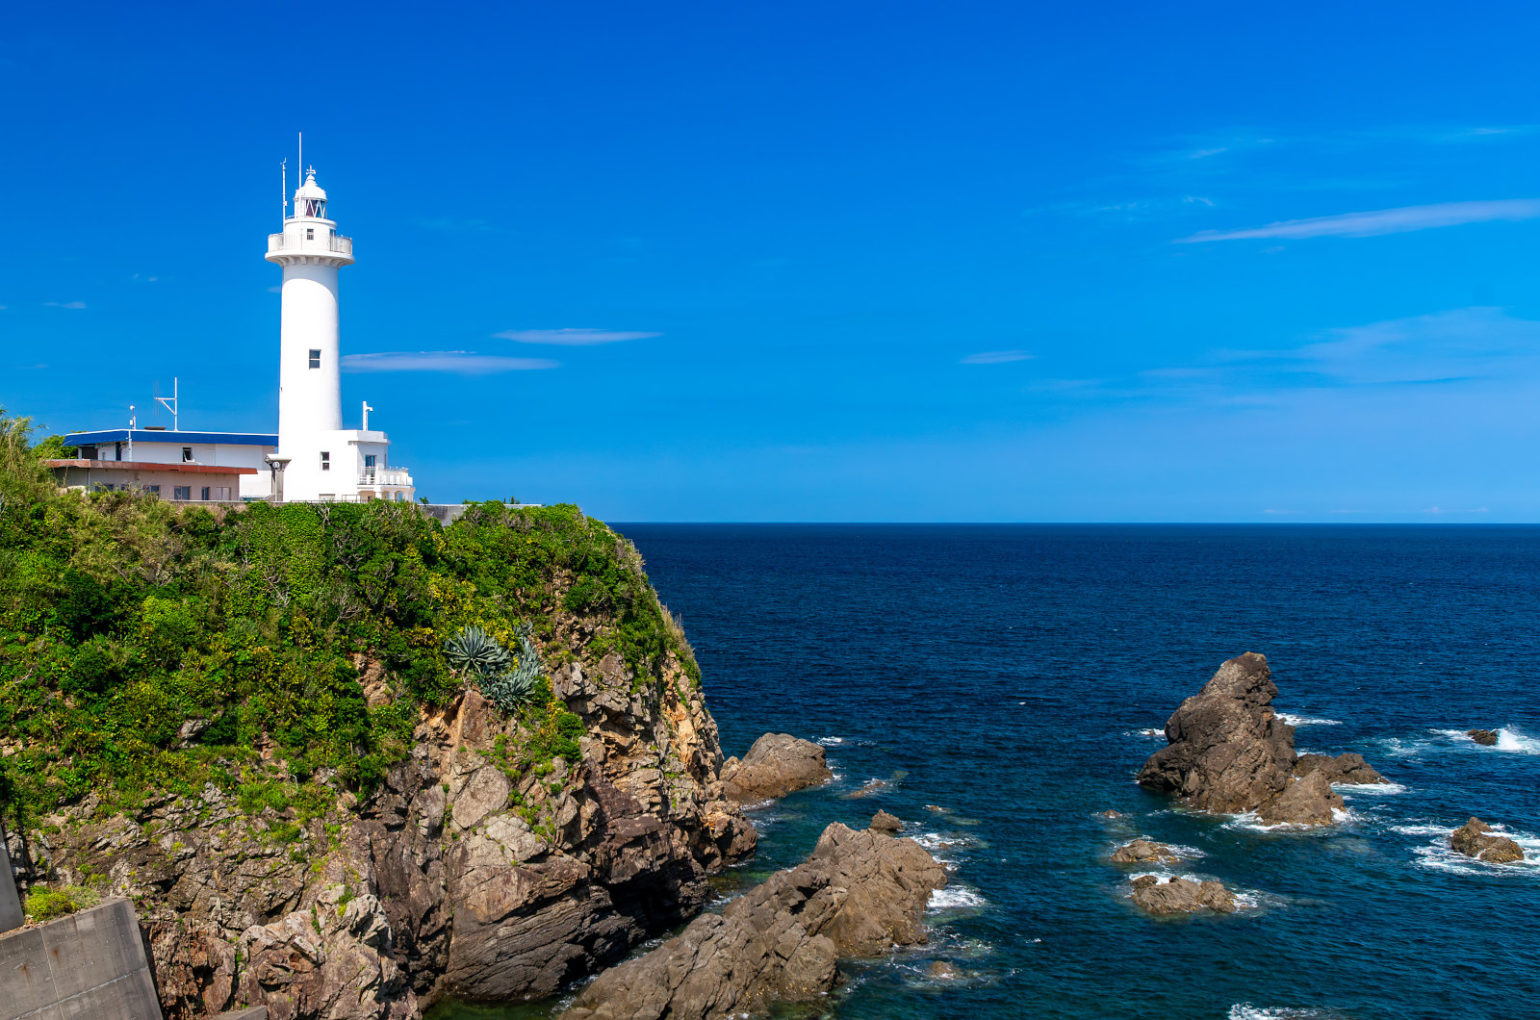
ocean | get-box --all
[441,524,1540,1020]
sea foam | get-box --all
[927,885,987,912]
[1277,713,1342,727]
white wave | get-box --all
[1129,727,1165,739]
[815,736,844,746]
[1228,1006,1333,1020]
[1277,714,1342,727]
[1496,728,1540,754]
[1391,823,1449,838]
[1333,781,1407,796]
[927,885,987,912]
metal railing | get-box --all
[359,467,413,487]
[267,232,354,256]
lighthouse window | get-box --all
[320,451,330,471]
[308,349,321,369]
[306,227,314,240]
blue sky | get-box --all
[6,1,1540,521]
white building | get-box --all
[58,155,414,504]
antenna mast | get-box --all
[298,131,303,182]
[155,378,179,431]
[281,158,287,220]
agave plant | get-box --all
[443,624,512,680]
[445,623,542,710]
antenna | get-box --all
[155,377,179,431]
[298,131,303,184]
[281,158,287,220]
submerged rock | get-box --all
[1468,729,1499,747]
[1129,875,1237,915]
[869,810,903,835]
[1136,653,1296,814]
[1450,817,1525,864]
[720,733,833,803]
[928,961,961,980]
[1293,752,1387,786]
[1096,809,1127,820]
[1256,771,1345,827]
[1111,839,1183,865]
[560,822,947,1020]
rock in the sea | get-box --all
[1136,653,1296,814]
[1255,771,1345,827]
[1450,817,1525,864]
[1468,729,1499,747]
[1293,752,1386,786]
[869,810,903,835]
[928,961,961,980]
[1129,875,1237,915]
[1096,809,1127,820]
[720,733,833,803]
[1111,838,1182,865]
[560,822,947,1020]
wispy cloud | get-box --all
[962,350,1036,365]
[43,300,86,310]
[1177,199,1540,243]
[343,351,559,374]
[496,328,659,346]
[131,273,158,283]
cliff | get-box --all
[0,420,754,1018]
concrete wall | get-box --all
[0,898,162,1020]
[0,824,20,934]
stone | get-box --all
[1110,839,1182,865]
[869,811,903,835]
[1096,809,1127,820]
[1450,817,1524,864]
[1256,771,1345,827]
[1137,653,1296,814]
[1468,729,1499,747]
[719,733,833,803]
[1293,752,1387,786]
[559,823,946,1020]
[1129,875,1237,915]
[928,961,961,980]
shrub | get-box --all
[25,885,99,923]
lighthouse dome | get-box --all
[294,169,329,219]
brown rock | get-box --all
[928,961,961,980]
[869,810,903,835]
[1293,752,1387,786]
[1468,729,1499,747]
[720,733,833,803]
[1110,839,1182,865]
[1136,653,1296,813]
[1129,875,1237,915]
[1096,809,1127,820]
[1256,771,1345,827]
[560,823,947,1020]
[1451,817,1525,864]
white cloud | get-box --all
[496,328,660,346]
[342,351,559,374]
[1178,199,1540,243]
[131,273,158,283]
[43,300,86,309]
[962,350,1036,365]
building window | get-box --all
[306,227,315,240]
[182,447,193,462]
[363,454,376,480]
[212,486,231,500]
[320,451,330,471]
[144,484,160,496]
[308,349,321,369]
[173,485,191,501]
[200,486,211,501]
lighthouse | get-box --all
[264,156,413,502]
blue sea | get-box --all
[443,525,1540,1020]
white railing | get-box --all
[359,467,412,487]
[267,232,354,256]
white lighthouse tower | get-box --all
[265,152,413,502]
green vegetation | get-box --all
[0,408,700,832]
[24,884,100,923]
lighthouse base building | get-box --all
[54,158,414,504]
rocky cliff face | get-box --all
[19,649,754,1020]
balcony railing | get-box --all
[359,467,412,488]
[267,232,354,256]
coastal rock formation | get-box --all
[1468,729,1499,747]
[1128,875,1237,915]
[1255,771,1345,827]
[720,733,833,804]
[870,810,903,835]
[1137,653,1386,826]
[1136,653,1296,813]
[1450,818,1525,864]
[30,656,755,1020]
[1293,752,1387,786]
[559,822,947,1020]
[1111,839,1182,865]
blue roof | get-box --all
[62,429,278,447]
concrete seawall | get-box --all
[0,897,162,1020]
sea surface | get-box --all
[433,525,1540,1020]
